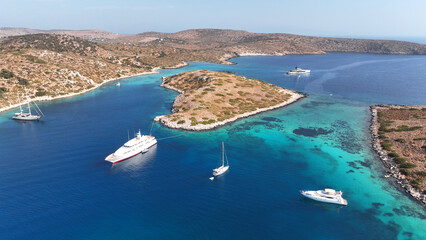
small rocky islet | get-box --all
[154,70,304,131]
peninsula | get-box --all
[154,70,304,130]
[371,105,426,204]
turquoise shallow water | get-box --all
[0,53,425,239]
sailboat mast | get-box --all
[222,142,225,166]
[18,94,23,113]
[28,101,31,114]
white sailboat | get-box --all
[116,82,121,86]
[210,142,229,180]
[12,94,44,121]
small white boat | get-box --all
[12,94,44,121]
[116,82,121,86]
[211,142,229,179]
[300,188,348,206]
[286,66,311,74]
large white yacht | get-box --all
[286,66,311,74]
[300,188,348,206]
[105,130,157,164]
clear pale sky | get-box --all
[1,0,425,39]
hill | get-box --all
[109,29,426,60]
[0,34,186,110]
[0,27,124,41]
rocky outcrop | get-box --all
[370,106,426,205]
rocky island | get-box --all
[154,70,304,130]
[371,105,426,204]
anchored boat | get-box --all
[210,142,229,180]
[105,130,157,164]
[300,188,348,206]
[12,94,44,121]
[286,66,311,74]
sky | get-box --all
[1,0,426,41]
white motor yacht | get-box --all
[300,188,348,206]
[286,66,311,74]
[105,130,157,164]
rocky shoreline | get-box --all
[370,105,426,205]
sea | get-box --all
[0,53,425,240]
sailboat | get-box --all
[12,94,44,121]
[116,82,121,86]
[210,142,229,180]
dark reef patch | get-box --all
[356,160,371,168]
[392,206,426,220]
[293,127,334,137]
[372,202,385,208]
[228,120,284,134]
[262,117,283,122]
[301,101,334,109]
[346,170,355,174]
[383,212,394,217]
[326,120,362,154]
[347,161,361,170]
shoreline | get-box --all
[370,105,426,205]
[221,51,325,64]
[154,84,305,131]
[0,62,188,114]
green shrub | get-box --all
[399,162,417,169]
[400,169,411,176]
[35,91,46,96]
[388,152,399,158]
[394,138,407,143]
[394,157,406,164]
[411,180,420,189]
[415,171,426,177]
[381,140,392,151]
[177,120,185,124]
[413,137,426,141]
[0,69,14,79]
[18,78,29,85]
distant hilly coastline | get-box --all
[0,28,426,113]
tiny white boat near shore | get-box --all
[116,82,121,86]
[210,142,229,180]
[286,66,311,74]
[300,188,348,206]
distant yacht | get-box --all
[300,188,348,206]
[116,82,120,87]
[286,66,311,74]
[105,130,157,164]
[210,142,229,180]
[12,94,44,121]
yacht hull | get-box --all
[300,190,348,206]
[12,115,41,121]
[213,165,229,176]
[105,136,157,164]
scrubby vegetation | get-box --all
[160,70,301,128]
[376,105,426,193]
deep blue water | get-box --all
[0,53,425,240]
